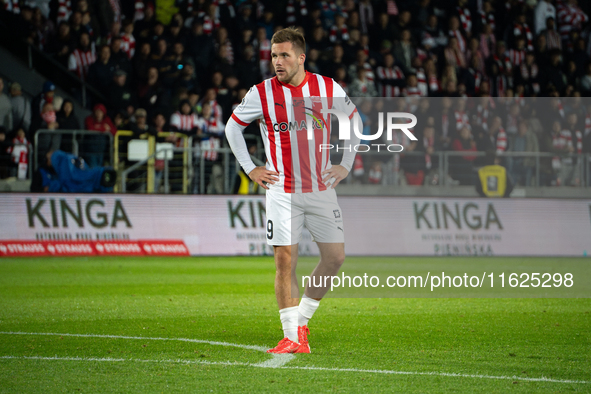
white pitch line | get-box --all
[0,331,295,368]
[0,331,268,352]
[1,332,588,384]
[0,355,588,384]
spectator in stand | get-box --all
[0,78,14,132]
[34,102,60,166]
[120,18,136,60]
[130,108,154,137]
[6,128,29,179]
[196,101,226,194]
[87,44,116,98]
[349,68,377,97]
[546,118,575,186]
[329,13,349,44]
[542,17,562,51]
[448,15,466,54]
[544,50,567,95]
[132,41,154,83]
[422,14,448,55]
[508,119,539,186]
[402,74,423,97]
[68,31,95,82]
[166,19,186,47]
[169,99,198,136]
[334,66,348,93]
[138,67,170,117]
[371,13,395,52]
[507,36,527,68]
[393,29,416,75]
[556,0,588,51]
[31,81,56,127]
[9,83,31,134]
[110,36,133,76]
[172,63,197,102]
[479,23,496,60]
[161,42,191,89]
[400,136,426,185]
[376,53,405,97]
[323,44,346,79]
[450,125,477,185]
[516,52,541,96]
[45,21,75,67]
[308,25,327,52]
[306,48,322,75]
[510,13,534,52]
[348,49,375,87]
[444,36,467,70]
[475,114,506,166]
[235,45,261,90]
[535,0,556,35]
[83,103,115,167]
[580,63,591,96]
[108,70,136,117]
[134,2,156,40]
[57,99,80,130]
[186,20,215,84]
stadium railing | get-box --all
[111,138,590,194]
[34,129,114,170]
[115,131,191,194]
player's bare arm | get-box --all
[248,167,279,190]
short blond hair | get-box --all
[271,27,306,54]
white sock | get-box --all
[279,306,299,342]
[298,294,320,327]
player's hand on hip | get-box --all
[248,167,280,190]
[321,165,349,189]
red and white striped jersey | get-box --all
[454,110,470,131]
[68,48,96,81]
[57,0,72,23]
[120,34,136,59]
[170,112,199,133]
[375,66,404,97]
[507,49,526,67]
[457,6,472,34]
[4,0,20,14]
[449,29,466,53]
[231,72,357,194]
[495,127,507,154]
[402,86,423,97]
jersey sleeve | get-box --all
[169,113,181,129]
[332,80,357,120]
[230,86,264,126]
[331,79,359,173]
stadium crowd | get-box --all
[1,0,591,189]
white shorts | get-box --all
[265,188,345,246]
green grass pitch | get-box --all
[0,256,589,393]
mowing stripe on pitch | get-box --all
[0,332,587,384]
[0,355,587,384]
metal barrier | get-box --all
[112,133,591,193]
[333,150,589,187]
[34,129,114,170]
[116,131,191,194]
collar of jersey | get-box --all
[275,71,311,90]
